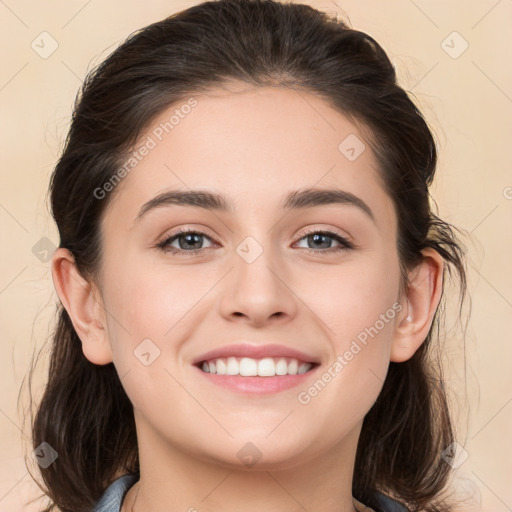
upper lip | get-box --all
[192,343,320,366]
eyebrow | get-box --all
[134,187,375,223]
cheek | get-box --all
[101,256,210,363]
[308,252,401,347]
[300,251,400,400]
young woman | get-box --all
[28,0,467,511]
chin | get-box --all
[192,435,319,472]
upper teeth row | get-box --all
[201,357,313,377]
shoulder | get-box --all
[375,491,410,512]
[93,473,139,512]
[92,475,408,512]
[356,491,410,512]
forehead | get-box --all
[102,84,395,229]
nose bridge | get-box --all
[219,230,297,324]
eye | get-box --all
[156,228,216,254]
[156,227,353,255]
[294,229,353,253]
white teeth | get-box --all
[288,359,298,375]
[257,357,275,377]
[239,357,258,376]
[275,358,288,375]
[199,356,313,376]
[226,356,239,375]
[298,362,310,374]
[216,358,227,375]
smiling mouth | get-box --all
[197,356,318,377]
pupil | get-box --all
[181,233,202,249]
[310,234,329,249]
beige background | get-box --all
[1,0,511,511]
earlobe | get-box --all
[390,248,444,363]
[51,248,113,365]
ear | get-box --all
[51,248,113,365]
[391,248,444,362]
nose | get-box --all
[218,239,298,328]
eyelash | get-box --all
[155,227,354,256]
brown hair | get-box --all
[24,0,467,510]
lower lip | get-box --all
[195,365,319,394]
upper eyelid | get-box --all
[299,226,351,241]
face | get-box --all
[94,84,403,470]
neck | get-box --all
[123,417,363,512]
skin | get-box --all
[52,83,443,512]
